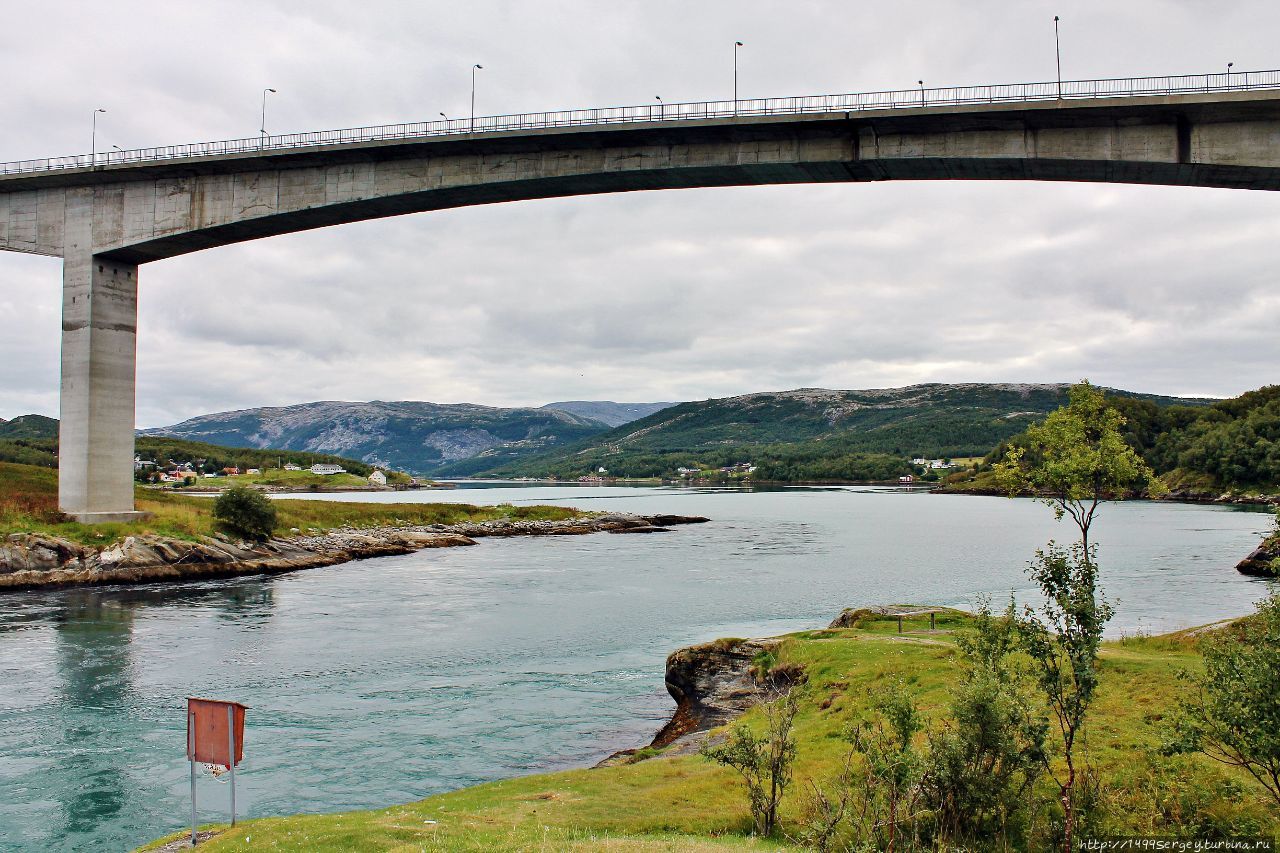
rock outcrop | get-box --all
[598,632,803,767]
[0,513,709,591]
[1237,535,1279,577]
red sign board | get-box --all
[186,698,247,766]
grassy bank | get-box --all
[187,469,378,491]
[139,611,1277,851]
[0,462,580,547]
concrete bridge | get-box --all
[4,70,1280,521]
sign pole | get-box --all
[189,710,198,846]
[227,705,237,826]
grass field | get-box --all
[195,469,376,490]
[0,462,581,547]
[138,610,1278,851]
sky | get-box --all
[2,0,1278,427]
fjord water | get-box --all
[0,486,1273,852]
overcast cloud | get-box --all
[2,0,1278,427]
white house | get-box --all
[283,463,302,471]
[310,463,346,475]
[368,470,387,486]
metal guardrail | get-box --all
[3,69,1278,177]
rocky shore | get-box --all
[0,513,709,592]
[598,605,956,767]
[1236,534,1280,577]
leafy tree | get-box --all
[994,382,1141,852]
[995,380,1161,552]
[212,486,278,541]
[701,689,799,837]
[1163,592,1280,806]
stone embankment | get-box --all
[0,513,708,592]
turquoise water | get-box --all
[0,485,1273,851]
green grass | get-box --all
[213,469,374,490]
[138,612,1278,851]
[0,462,582,547]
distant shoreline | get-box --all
[0,513,710,593]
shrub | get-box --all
[702,689,799,837]
[1162,592,1280,807]
[212,486,277,541]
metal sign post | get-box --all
[227,704,237,827]
[189,709,198,846]
[186,698,248,846]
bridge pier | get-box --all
[57,243,144,523]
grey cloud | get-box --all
[3,1,1280,427]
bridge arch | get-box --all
[3,85,1280,519]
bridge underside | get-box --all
[2,91,1279,520]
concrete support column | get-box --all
[58,246,145,523]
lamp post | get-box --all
[470,64,483,132]
[90,108,105,168]
[260,88,276,147]
[655,95,663,120]
[733,41,744,113]
[1227,61,1234,89]
[1054,16,1062,98]
[439,111,449,131]
[918,80,925,107]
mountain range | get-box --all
[138,400,675,476]
[476,383,1214,479]
[133,385,1211,478]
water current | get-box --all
[0,484,1273,851]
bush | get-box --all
[212,486,277,541]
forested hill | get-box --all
[478,384,1212,481]
[0,416,380,476]
[984,384,1280,494]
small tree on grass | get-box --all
[994,381,1158,853]
[1018,543,1114,852]
[212,486,277,541]
[701,689,799,837]
[1163,591,1280,806]
[846,684,925,853]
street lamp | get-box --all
[90,108,106,168]
[470,64,483,132]
[655,95,663,120]
[260,88,277,146]
[1227,61,1234,89]
[918,80,925,107]
[1054,16,1063,98]
[734,41,744,112]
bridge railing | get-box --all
[4,69,1279,176]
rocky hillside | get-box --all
[540,401,676,427]
[140,400,612,476]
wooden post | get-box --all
[897,615,903,634]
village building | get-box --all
[368,470,387,486]
[310,463,345,475]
